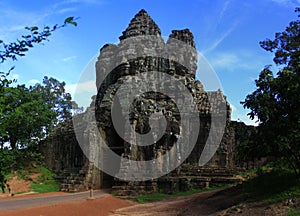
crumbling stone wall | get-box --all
[95,9,237,195]
[41,9,239,194]
[40,107,102,192]
[40,119,87,173]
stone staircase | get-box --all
[156,165,241,194]
[55,168,89,192]
[112,163,241,196]
[112,180,157,197]
[178,164,238,179]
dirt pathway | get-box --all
[111,185,290,216]
[0,194,134,216]
[110,190,221,216]
[0,186,291,216]
[0,190,109,211]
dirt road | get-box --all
[0,186,290,216]
[0,190,109,211]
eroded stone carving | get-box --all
[41,9,238,194]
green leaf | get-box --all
[31,26,38,31]
[64,17,74,24]
[69,21,77,27]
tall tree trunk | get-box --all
[10,138,17,150]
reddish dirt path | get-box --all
[0,186,291,216]
[111,190,220,216]
[111,185,291,216]
[0,194,134,216]
[0,192,66,200]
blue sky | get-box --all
[0,0,299,125]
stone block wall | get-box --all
[40,9,241,195]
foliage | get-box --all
[135,184,230,203]
[0,148,14,192]
[231,121,259,165]
[286,208,300,216]
[242,169,300,204]
[241,8,300,175]
[0,17,77,186]
[0,17,77,115]
[0,76,76,149]
[30,182,60,193]
[0,17,77,64]
[30,165,60,193]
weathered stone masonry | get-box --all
[41,9,239,194]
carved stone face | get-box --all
[73,9,230,181]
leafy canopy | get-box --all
[0,76,77,150]
[0,17,77,185]
[241,8,300,175]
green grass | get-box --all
[30,181,60,193]
[242,169,300,204]
[135,183,231,203]
[286,208,300,216]
[29,165,60,193]
[36,165,57,181]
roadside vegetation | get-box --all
[135,183,231,203]
[30,165,61,193]
[4,164,60,196]
[0,5,299,216]
[0,17,78,193]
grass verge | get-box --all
[286,207,300,216]
[242,169,300,204]
[30,165,60,193]
[135,183,231,203]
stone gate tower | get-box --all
[41,9,237,194]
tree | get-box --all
[0,17,77,185]
[0,17,77,64]
[231,121,259,168]
[0,76,76,150]
[0,17,77,115]
[241,8,300,175]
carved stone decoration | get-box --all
[40,9,239,195]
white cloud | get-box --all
[62,56,77,62]
[54,0,104,8]
[271,0,300,6]
[0,5,53,42]
[230,105,259,126]
[9,73,19,81]
[66,80,96,94]
[0,0,103,41]
[28,79,40,85]
[219,0,232,20]
[211,53,239,69]
[66,0,103,4]
[272,0,290,4]
[208,51,269,73]
[230,104,237,112]
[65,80,96,108]
[234,115,259,126]
[57,7,77,14]
[203,21,239,54]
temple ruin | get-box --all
[40,9,239,195]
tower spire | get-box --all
[119,9,161,40]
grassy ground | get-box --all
[7,165,60,195]
[286,208,300,216]
[243,169,300,203]
[134,168,300,215]
[242,168,300,215]
[135,183,231,203]
[29,165,60,193]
